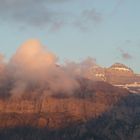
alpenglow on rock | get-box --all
[85,63,140,85]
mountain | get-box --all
[0,64,140,140]
[0,79,140,140]
[86,63,140,85]
[106,63,139,85]
[0,79,129,128]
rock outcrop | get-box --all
[86,63,140,85]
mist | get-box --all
[0,40,96,99]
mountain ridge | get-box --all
[86,62,140,85]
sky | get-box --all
[0,0,140,73]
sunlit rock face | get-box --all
[109,63,134,73]
[85,63,140,85]
[0,80,140,140]
[0,80,129,129]
[86,65,106,81]
[106,63,140,85]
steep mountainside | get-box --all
[0,63,140,140]
[0,80,129,129]
[0,79,140,140]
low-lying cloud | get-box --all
[0,40,97,99]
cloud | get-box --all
[0,39,81,99]
[0,0,68,28]
[0,0,52,27]
[110,0,125,16]
[125,40,132,44]
[0,40,99,99]
[73,9,102,31]
[0,0,102,30]
[122,52,132,60]
[82,9,102,23]
[63,57,97,78]
[118,48,133,60]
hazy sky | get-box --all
[0,0,140,73]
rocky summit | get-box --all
[86,63,140,85]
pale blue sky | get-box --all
[0,0,140,73]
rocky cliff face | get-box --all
[106,63,139,85]
[87,63,140,85]
[0,64,140,140]
[0,80,129,129]
[0,79,139,140]
[0,80,140,140]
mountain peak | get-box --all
[109,63,133,73]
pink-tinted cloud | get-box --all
[9,40,80,97]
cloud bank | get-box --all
[0,40,97,99]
